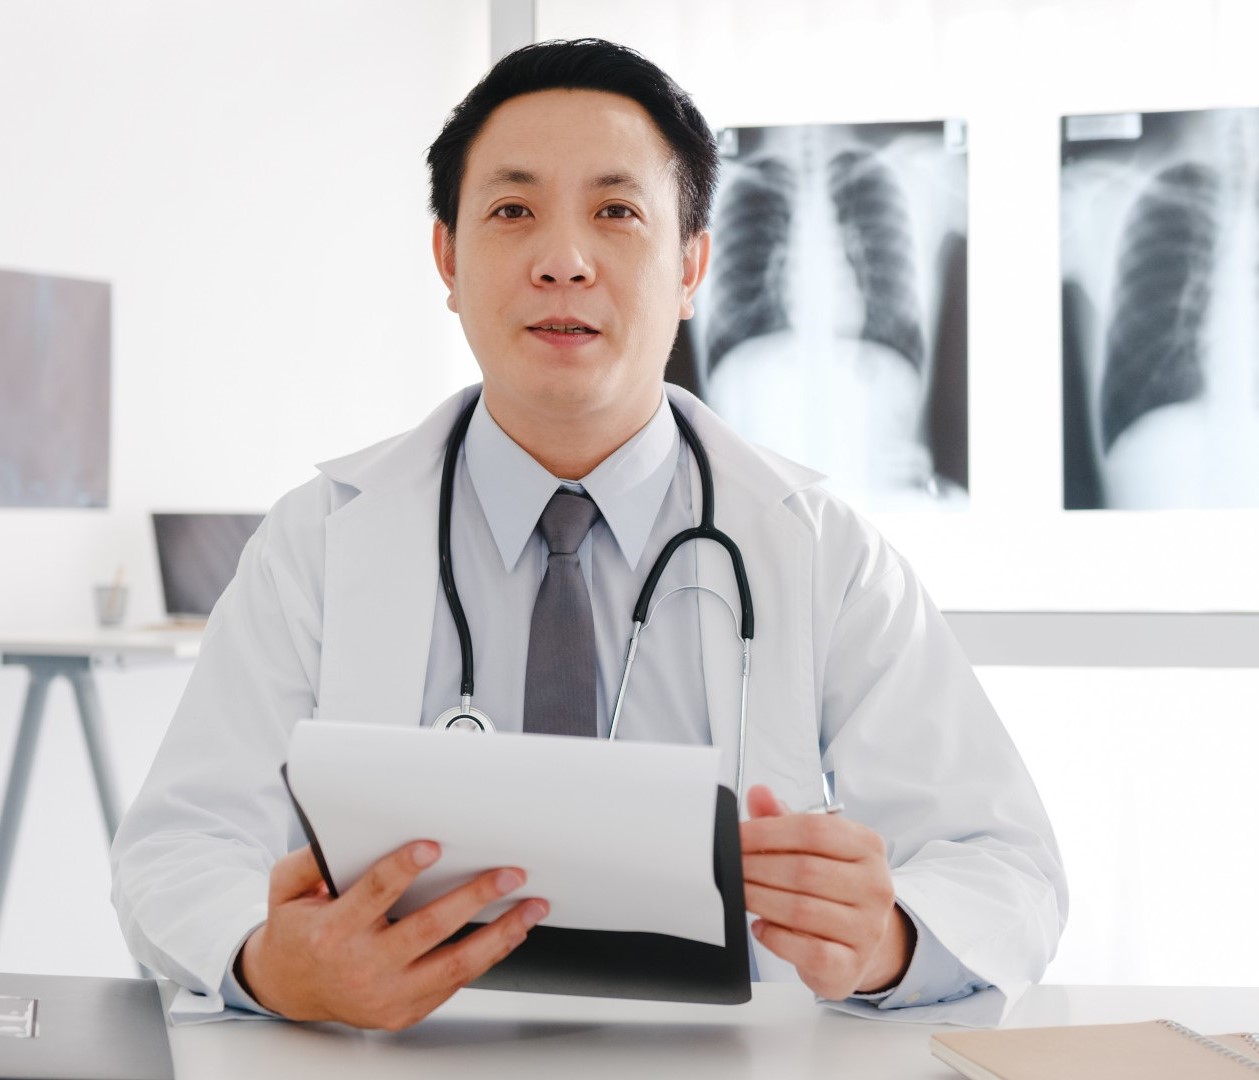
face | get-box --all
[434,89,709,434]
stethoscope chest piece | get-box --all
[432,703,496,733]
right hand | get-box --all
[238,842,547,1029]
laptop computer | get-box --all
[151,512,264,625]
[0,973,173,1080]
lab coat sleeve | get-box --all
[110,478,333,1021]
[809,505,1067,1026]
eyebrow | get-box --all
[482,167,538,189]
[480,168,648,197]
[591,173,647,197]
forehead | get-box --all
[462,88,675,197]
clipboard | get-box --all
[282,766,751,1005]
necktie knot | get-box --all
[538,489,600,556]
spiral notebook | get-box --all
[931,1020,1259,1079]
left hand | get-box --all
[740,784,916,1000]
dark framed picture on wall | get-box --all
[0,267,111,509]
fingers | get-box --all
[744,881,871,941]
[750,918,860,993]
[336,841,442,926]
[269,845,331,907]
[743,850,866,899]
[745,784,787,820]
[741,810,884,862]
[408,897,550,1000]
[388,865,537,959]
[380,899,548,1029]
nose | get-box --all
[531,223,595,286]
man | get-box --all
[111,39,1065,1030]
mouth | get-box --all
[527,321,599,335]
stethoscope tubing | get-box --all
[434,389,754,798]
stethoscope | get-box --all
[431,391,755,799]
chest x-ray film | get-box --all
[669,121,969,513]
[1062,108,1259,510]
[0,268,110,508]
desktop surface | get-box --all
[165,983,1259,1080]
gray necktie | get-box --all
[523,489,601,737]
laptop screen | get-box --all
[151,512,264,619]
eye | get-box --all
[493,203,531,220]
[597,203,638,220]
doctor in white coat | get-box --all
[111,38,1065,1031]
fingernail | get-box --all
[521,900,548,928]
[411,841,439,868]
[750,920,764,940]
[495,868,525,894]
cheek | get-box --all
[629,250,686,327]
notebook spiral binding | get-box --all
[1156,1020,1259,1072]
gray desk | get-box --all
[0,631,200,914]
[163,983,1259,1079]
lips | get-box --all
[527,320,599,334]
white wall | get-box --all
[981,666,1259,986]
[0,0,487,633]
[0,0,488,974]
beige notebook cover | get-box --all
[931,1020,1259,1079]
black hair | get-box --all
[427,38,718,241]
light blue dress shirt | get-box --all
[419,391,716,746]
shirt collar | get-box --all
[464,392,680,572]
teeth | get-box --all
[536,323,592,333]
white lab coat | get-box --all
[111,385,1066,1025]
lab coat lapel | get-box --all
[317,390,472,725]
[671,388,822,813]
[673,388,824,986]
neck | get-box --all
[481,383,664,479]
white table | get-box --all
[0,630,200,912]
[166,983,1259,1079]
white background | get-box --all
[0,0,1255,991]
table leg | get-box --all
[67,667,124,844]
[0,666,54,913]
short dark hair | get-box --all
[427,38,718,241]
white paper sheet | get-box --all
[285,721,726,945]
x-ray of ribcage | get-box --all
[668,121,969,512]
[0,267,111,508]
[1062,108,1259,509]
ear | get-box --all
[432,221,458,312]
[678,230,711,321]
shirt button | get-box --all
[906,991,922,1004]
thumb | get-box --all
[745,783,789,820]
[268,845,328,907]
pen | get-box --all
[799,770,845,815]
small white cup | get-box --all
[94,585,129,628]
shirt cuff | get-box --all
[219,923,281,1018]
[847,903,990,1010]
